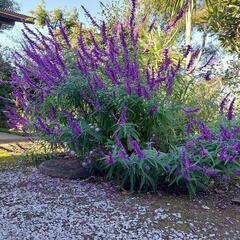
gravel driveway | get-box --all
[0,166,239,239]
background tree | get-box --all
[139,0,215,69]
[0,48,13,128]
[0,0,20,30]
[31,1,80,47]
[0,0,20,128]
[207,0,240,55]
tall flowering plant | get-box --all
[8,0,192,154]
[6,0,239,195]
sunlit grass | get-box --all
[0,141,66,168]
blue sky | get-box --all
[0,0,109,49]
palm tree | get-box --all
[140,0,212,67]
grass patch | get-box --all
[0,141,67,169]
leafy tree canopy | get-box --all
[0,0,20,30]
[207,0,240,54]
[31,1,80,46]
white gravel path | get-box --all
[0,167,239,239]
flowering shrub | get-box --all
[7,0,240,195]
[9,0,190,152]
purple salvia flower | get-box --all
[105,152,115,165]
[166,74,174,95]
[237,143,240,153]
[200,51,216,69]
[185,119,194,135]
[129,0,137,46]
[233,170,239,177]
[182,107,200,114]
[116,148,128,159]
[183,45,192,58]
[114,136,128,159]
[164,0,189,32]
[148,18,156,33]
[118,106,127,125]
[125,81,132,95]
[94,100,101,111]
[183,169,190,181]
[220,93,230,115]
[112,21,121,34]
[128,136,145,159]
[147,142,153,148]
[150,103,158,113]
[81,5,100,29]
[220,125,231,141]
[202,168,218,177]
[200,146,208,158]
[222,175,230,182]
[219,144,227,160]
[198,121,213,141]
[88,31,103,55]
[228,153,236,163]
[58,21,71,48]
[142,86,151,99]
[227,97,235,120]
[93,74,105,89]
[101,21,108,44]
[71,121,82,136]
[36,117,53,135]
[105,64,119,85]
[187,49,200,70]
[204,71,211,81]
[136,83,143,97]
[120,25,131,75]
[181,147,190,168]
[144,165,151,172]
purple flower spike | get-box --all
[183,169,190,181]
[128,136,145,159]
[183,45,192,58]
[164,0,189,32]
[181,147,190,168]
[227,97,235,121]
[36,117,53,135]
[219,144,227,160]
[203,168,218,177]
[81,5,100,29]
[204,71,211,81]
[182,107,200,114]
[71,121,82,136]
[148,18,156,33]
[150,103,158,113]
[200,147,208,158]
[228,154,236,163]
[105,152,115,165]
[118,106,127,125]
[59,21,71,48]
[129,0,137,46]
[220,93,230,115]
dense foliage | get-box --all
[207,0,240,54]
[7,0,240,196]
[0,0,20,30]
[0,50,13,128]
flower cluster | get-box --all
[179,104,240,185]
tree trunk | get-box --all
[192,24,208,70]
[185,0,193,68]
